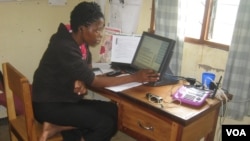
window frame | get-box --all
[149,0,235,51]
[184,0,230,51]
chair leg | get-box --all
[10,132,18,141]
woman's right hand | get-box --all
[133,69,160,83]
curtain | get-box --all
[154,0,185,75]
[222,0,250,120]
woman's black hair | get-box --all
[70,1,104,33]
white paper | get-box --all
[109,0,142,34]
[111,35,141,63]
[105,73,142,92]
[99,27,121,63]
[105,82,142,92]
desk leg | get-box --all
[204,106,220,141]
[170,122,181,141]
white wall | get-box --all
[181,43,228,84]
[0,0,85,81]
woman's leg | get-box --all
[78,100,118,141]
[39,122,79,141]
[33,100,118,141]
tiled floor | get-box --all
[0,117,135,141]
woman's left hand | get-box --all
[74,80,87,95]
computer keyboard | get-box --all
[111,62,138,74]
[123,67,138,74]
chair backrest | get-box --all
[2,62,37,141]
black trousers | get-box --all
[33,99,118,141]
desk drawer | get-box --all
[119,102,173,141]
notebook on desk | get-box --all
[111,31,179,86]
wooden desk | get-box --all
[89,82,222,141]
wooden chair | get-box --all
[2,62,63,141]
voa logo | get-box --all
[226,129,246,136]
[222,125,249,140]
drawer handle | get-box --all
[137,121,154,131]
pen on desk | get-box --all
[211,76,222,99]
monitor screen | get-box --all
[131,32,176,74]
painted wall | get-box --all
[0,0,228,84]
[181,43,228,84]
[0,0,86,81]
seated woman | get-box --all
[32,2,159,141]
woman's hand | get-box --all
[74,80,87,95]
[133,69,160,83]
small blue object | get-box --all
[202,72,215,89]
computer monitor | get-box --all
[130,31,178,86]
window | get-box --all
[184,0,240,50]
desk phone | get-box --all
[173,86,212,107]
